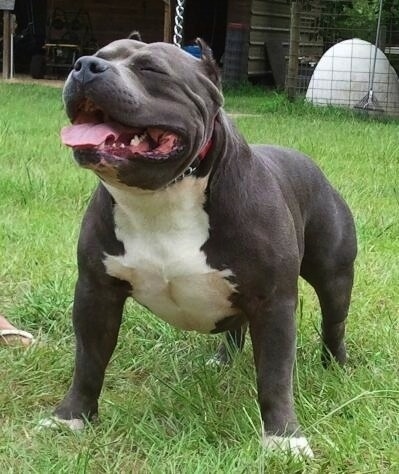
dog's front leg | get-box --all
[53,275,128,428]
[248,296,314,458]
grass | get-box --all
[0,81,398,473]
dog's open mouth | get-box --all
[60,99,184,161]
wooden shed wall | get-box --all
[52,0,164,47]
[44,0,323,83]
[226,0,251,25]
[248,0,322,79]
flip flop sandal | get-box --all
[0,329,35,346]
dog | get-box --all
[127,30,142,41]
[55,38,357,457]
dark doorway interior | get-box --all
[13,0,47,72]
[183,0,228,63]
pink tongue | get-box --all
[60,121,133,147]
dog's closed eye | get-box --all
[139,65,168,75]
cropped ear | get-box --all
[195,38,221,88]
[128,30,142,41]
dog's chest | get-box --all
[103,179,236,333]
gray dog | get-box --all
[54,38,357,457]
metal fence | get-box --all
[287,0,399,117]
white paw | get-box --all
[262,434,314,458]
[38,416,85,431]
[205,355,226,367]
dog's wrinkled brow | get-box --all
[96,40,145,61]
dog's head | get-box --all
[61,39,223,190]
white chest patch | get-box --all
[103,178,237,333]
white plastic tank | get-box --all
[306,38,399,116]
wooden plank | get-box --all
[251,0,291,16]
[265,37,287,88]
[285,2,300,99]
[227,0,251,25]
[251,15,289,29]
[2,10,11,79]
[163,0,171,43]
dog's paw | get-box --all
[262,434,314,459]
[206,354,228,367]
[206,345,232,367]
[37,416,85,431]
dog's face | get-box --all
[61,39,223,190]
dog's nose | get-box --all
[72,56,110,84]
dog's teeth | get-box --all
[130,135,142,146]
[130,134,147,146]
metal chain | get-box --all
[173,0,186,48]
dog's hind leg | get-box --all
[310,265,355,366]
[209,324,248,365]
[300,189,357,366]
[301,217,356,366]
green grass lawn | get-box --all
[0,82,398,473]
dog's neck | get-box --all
[103,175,209,228]
[195,110,252,181]
[170,110,250,186]
[168,128,215,186]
